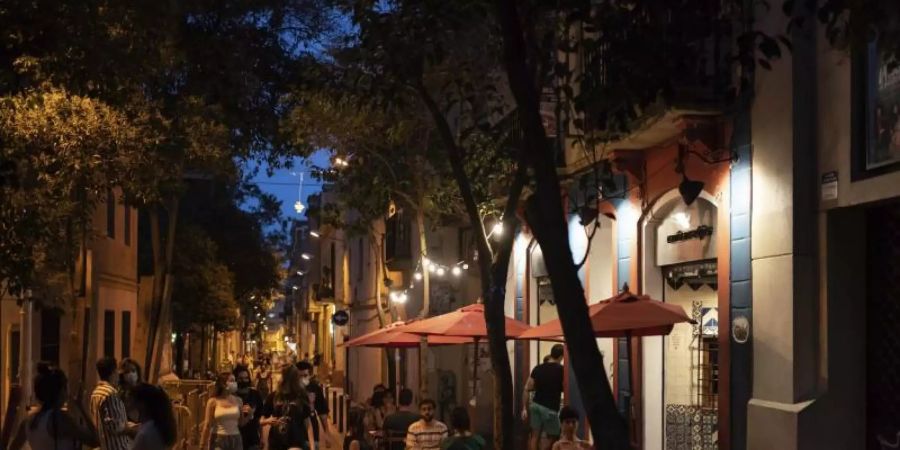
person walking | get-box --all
[256,361,272,399]
[382,388,419,450]
[259,365,315,450]
[201,373,250,450]
[440,407,485,450]
[234,365,264,450]
[404,399,448,450]
[296,361,332,449]
[8,363,100,450]
[130,383,177,450]
[550,407,590,450]
[523,344,565,450]
[92,357,134,450]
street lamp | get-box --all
[301,253,312,260]
[309,231,320,238]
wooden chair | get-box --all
[381,429,407,450]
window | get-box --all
[104,310,116,357]
[124,204,131,246]
[106,189,116,239]
[9,329,21,383]
[697,336,719,409]
[121,311,131,358]
[40,310,61,364]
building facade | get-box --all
[1,188,139,420]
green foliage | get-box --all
[0,87,151,296]
[171,224,240,332]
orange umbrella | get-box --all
[341,321,473,348]
[516,287,694,445]
[517,289,694,340]
[397,303,531,338]
[396,303,532,408]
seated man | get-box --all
[405,399,447,450]
[382,388,419,450]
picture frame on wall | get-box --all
[852,40,900,180]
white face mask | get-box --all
[300,377,310,387]
[226,382,238,393]
[124,373,138,385]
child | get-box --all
[552,406,591,450]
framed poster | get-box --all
[852,41,900,179]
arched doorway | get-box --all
[641,189,720,450]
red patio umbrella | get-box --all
[397,303,532,407]
[517,287,694,446]
[517,289,694,340]
[340,321,473,348]
[398,303,531,338]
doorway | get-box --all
[641,191,720,450]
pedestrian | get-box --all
[256,361,272,399]
[342,408,371,450]
[363,390,387,445]
[130,383,177,450]
[440,407,485,450]
[8,362,100,450]
[523,344,565,450]
[234,365,264,450]
[382,388,419,450]
[120,358,143,423]
[201,372,250,450]
[92,357,134,450]
[551,407,590,450]
[259,365,315,450]
[296,360,332,449]
[404,399,448,450]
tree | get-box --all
[300,2,525,446]
[285,85,467,395]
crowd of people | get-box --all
[6,344,591,450]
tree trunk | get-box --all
[146,196,180,382]
[415,81,526,450]
[415,205,430,398]
[493,0,628,447]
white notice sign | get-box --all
[821,171,838,201]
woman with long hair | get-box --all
[343,408,372,450]
[259,365,314,450]
[130,383,177,450]
[201,373,249,450]
[119,359,143,423]
[8,363,100,450]
[255,360,271,399]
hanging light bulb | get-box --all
[462,263,469,270]
[436,267,446,277]
[452,266,462,276]
[414,272,423,281]
[428,264,437,273]
[423,257,431,266]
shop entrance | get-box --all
[641,191,720,450]
[866,202,900,449]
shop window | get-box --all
[40,310,61,364]
[104,310,115,357]
[696,336,719,409]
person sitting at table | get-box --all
[344,408,372,450]
[383,388,419,450]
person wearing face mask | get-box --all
[202,373,251,450]
[119,359,143,424]
[296,361,331,448]
[233,365,264,450]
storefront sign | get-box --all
[821,171,838,201]
[332,310,349,326]
[666,225,714,243]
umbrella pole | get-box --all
[625,330,634,448]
